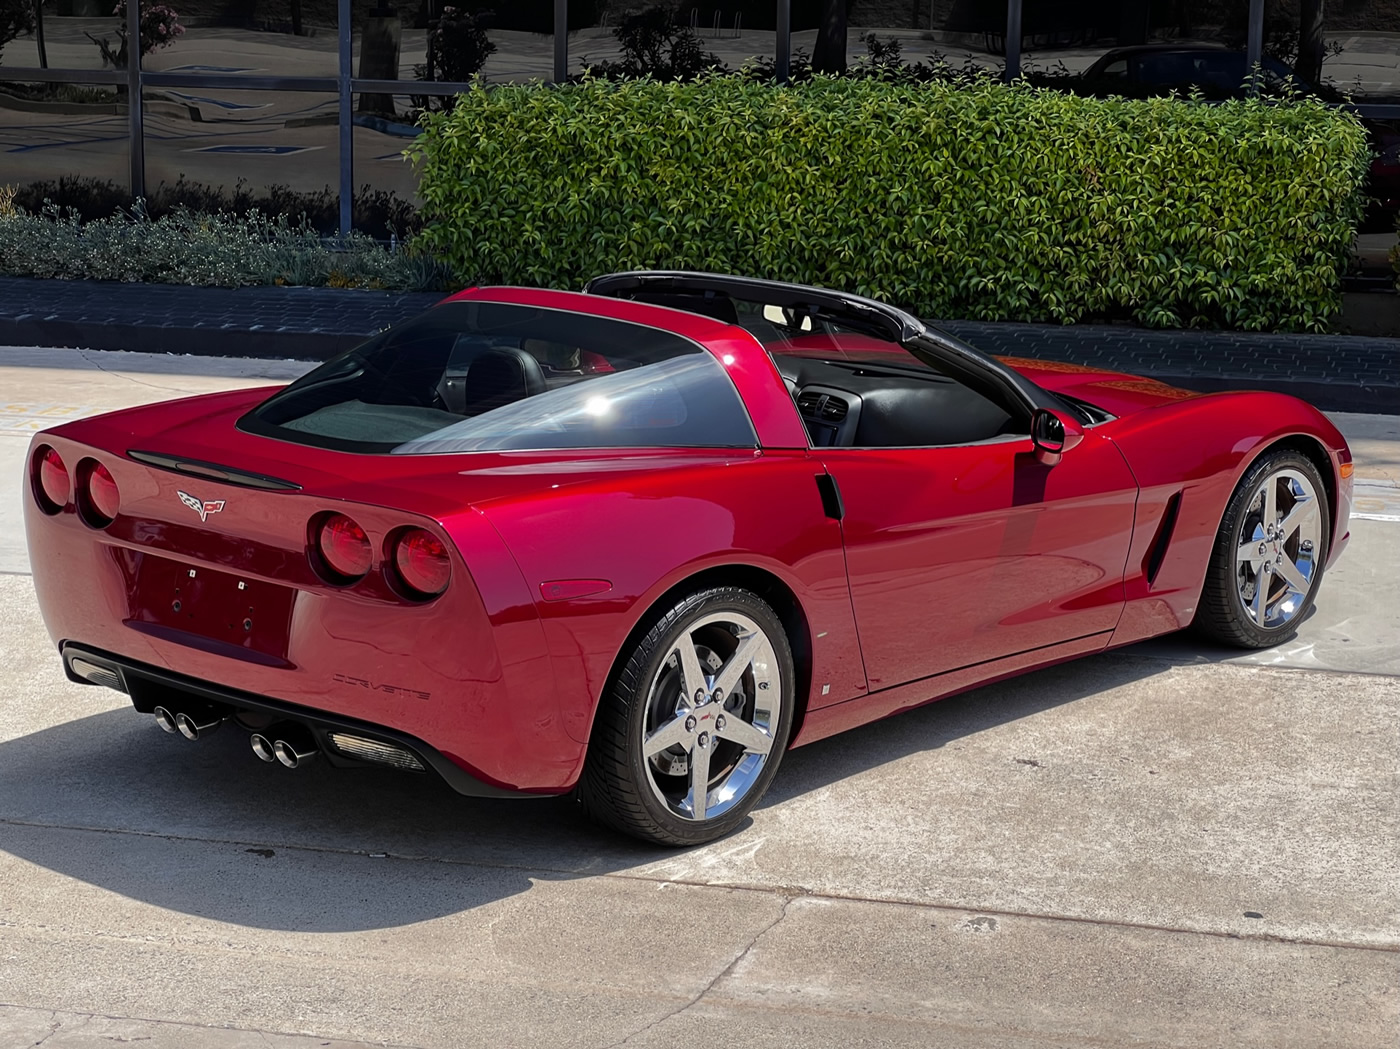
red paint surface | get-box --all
[25,287,1352,793]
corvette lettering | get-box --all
[333,674,432,701]
[177,490,226,523]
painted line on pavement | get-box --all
[0,403,105,434]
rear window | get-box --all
[239,301,757,454]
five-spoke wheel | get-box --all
[1197,450,1329,648]
[579,587,794,845]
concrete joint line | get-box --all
[606,872,1400,957]
[5,816,1398,955]
[603,895,796,1048]
[0,1003,430,1049]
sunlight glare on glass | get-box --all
[584,396,612,417]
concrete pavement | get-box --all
[1,347,1397,1048]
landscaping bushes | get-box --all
[0,203,452,291]
[412,76,1370,330]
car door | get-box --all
[820,431,1138,695]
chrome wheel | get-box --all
[579,586,794,845]
[1233,467,1323,630]
[641,611,781,823]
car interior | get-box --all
[622,289,1026,448]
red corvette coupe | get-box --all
[25,272,1352,845]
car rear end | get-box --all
[23,401,576,796]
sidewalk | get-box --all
[1,277,1395,413]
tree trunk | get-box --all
[291,0,302,35]
[812,0,847,74]
[34,0,47,68]
[1296,0,1326,86]
[357,10,402,115]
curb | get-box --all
[1,277,1395,413]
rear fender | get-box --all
[479,452,866,747]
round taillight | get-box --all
[34,445,70,514]
[315,513,372,582]
[78,460,121,527]
[391,528,451,599]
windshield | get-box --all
[239,301,757,454]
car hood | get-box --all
[997,356,1201,416]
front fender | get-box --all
[1104,391,1350,646]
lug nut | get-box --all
[715,715,727,730]
[684,715,697,732]
[697,732,710,748]
[694,688,706,705]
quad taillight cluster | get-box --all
[32,445,121,527]
[310,511,450,600]
[34,446,449,601]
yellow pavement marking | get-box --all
[0,404,107,434]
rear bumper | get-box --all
[62,642,543,799]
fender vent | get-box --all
[1145,491,1183,586]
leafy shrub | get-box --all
[0,204,452,291]
[411,76,1369,330]
[0,0,36,63]
[581,7,722,82]
[413,5,496,112]
[5,175,422,240]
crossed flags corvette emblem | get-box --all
[177,490,226,523]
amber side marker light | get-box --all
[1339,462,1354,480]
[33,445,70,514]
[77,459,121,528]
[311,512,373,584]
[389,528,451,599]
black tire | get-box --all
[1195,449,1329,649]
[579,586,795,847]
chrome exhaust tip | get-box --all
[155,703,224,740]
[176,711,222,741]
[253,723,318,768]
[273,737,317,769]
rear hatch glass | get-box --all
[239,301,756,454]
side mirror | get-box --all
[1030,408,1084,467]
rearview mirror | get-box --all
[1030,408,1084,467]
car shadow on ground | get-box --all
[0,640,1218,933]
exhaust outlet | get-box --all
[176,711,222,740]
[251,723,318,768]
[154,703,224,740]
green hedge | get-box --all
[0,202,451,291]
[411,77,1370,331]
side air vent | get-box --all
[797,391,849,422]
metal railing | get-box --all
[0,0,543,237]
[8,0,1389,236]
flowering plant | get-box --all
[90,2,184,67]
[115,1,185,57]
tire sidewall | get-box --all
[617,588,795,846]
[1210,450,1330,647]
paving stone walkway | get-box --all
[0,277,1394,412]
